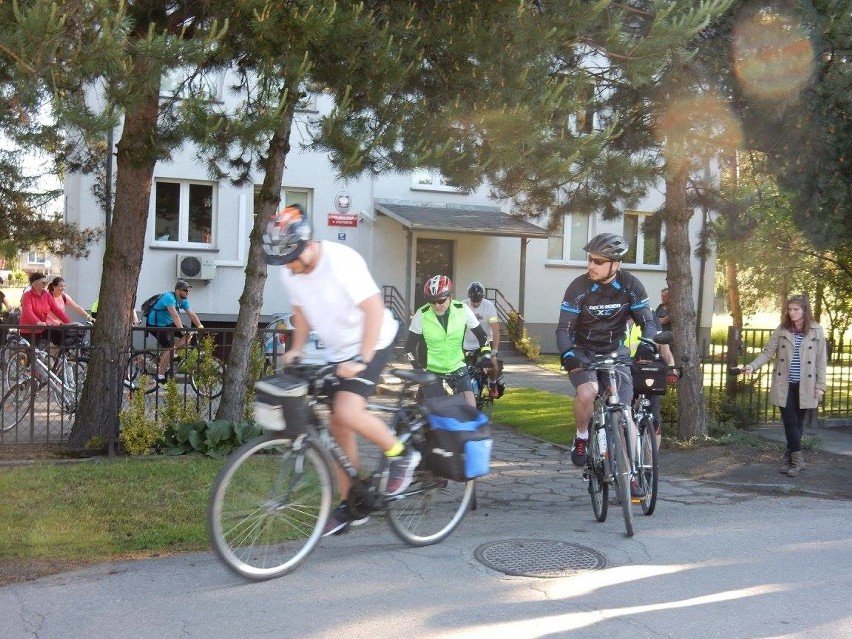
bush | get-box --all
[119,379,163,455]
[8,269,27,286]
[705,387,761,431]
[507,311,540,359]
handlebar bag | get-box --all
[630,361,668,396]
[254,374,310,434]
[422,395,492,481]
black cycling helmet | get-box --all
[583,233,629,261]
[423,275,453,302]
[262,204,311,265]
[467,281,485,303]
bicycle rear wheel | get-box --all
[608,411,634,537]
[386,470,474,546]
[1,379,36,432]
[207,434,334,581]
[637,416,659,516]
[587,425,608,522]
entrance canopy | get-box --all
[374,201,549,239]
[374,200,547,317]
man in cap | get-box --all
[145,279,204,382]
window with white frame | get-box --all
[411,168,464,193]
[622,212,662,266]
[547,213,590,262]
[27,250,47,265]
[152,181,215,246]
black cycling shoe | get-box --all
[570,436,588,467]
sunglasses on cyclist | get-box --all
[431,298,449,305]
[587,256,613,266]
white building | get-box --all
[63,91,716,353]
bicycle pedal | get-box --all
[630,497,641,504]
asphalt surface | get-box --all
[2,358,851,639]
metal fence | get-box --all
[0,323,290,446]
[3,323,850,446]
[699,327,852,426]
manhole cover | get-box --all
[474,539,606,578]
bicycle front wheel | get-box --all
[587,426,608,522]
[608,411,634,537]
[1,379,36,432]
[637,416,659,516]
[207,434,334,581]
[476,392,494,417]
[191,355,225,399]
[386,470,474,546]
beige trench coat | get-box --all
[747,324,827,409]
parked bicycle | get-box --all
[1,327,89,431]
[581,331,673,537]
[261,312,293,375]
[207,362,476,581]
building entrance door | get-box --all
[414,239,454,309]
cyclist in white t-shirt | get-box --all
[263,204,417,537]
[463,282,502,397]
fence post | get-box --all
[726,326,741,397]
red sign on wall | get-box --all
[327,213,359,227]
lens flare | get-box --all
[733,10,814,103]
[655,93,742,170]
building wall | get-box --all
[63,86,716,347]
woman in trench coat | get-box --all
[744,295,827,477]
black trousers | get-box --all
[779,382,805,452]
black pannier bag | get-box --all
[630,361,668,396]
[254,374,311,434]
[422,394,492,481]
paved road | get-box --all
[3,424,851,639]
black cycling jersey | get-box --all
[556,270,657,356]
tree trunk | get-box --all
[664,166,707,440]
[69,82,160,449]
[215,97,297,422]
[725,258,743,328]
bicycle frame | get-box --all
[293,364,426,508]
[9,337,79,412]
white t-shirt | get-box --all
[463,297,499,350]
[280,241,398,361]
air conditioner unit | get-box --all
[176,253,216,280]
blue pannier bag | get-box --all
[422,395,492,481]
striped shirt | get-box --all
[789,332,804,383]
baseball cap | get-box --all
[175,279,192,291]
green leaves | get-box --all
[161,419,261,458]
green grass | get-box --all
[492,387,575,445]
[0,457,221,562]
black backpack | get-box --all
[140,293,164,326]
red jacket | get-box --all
[20,289,71,335]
